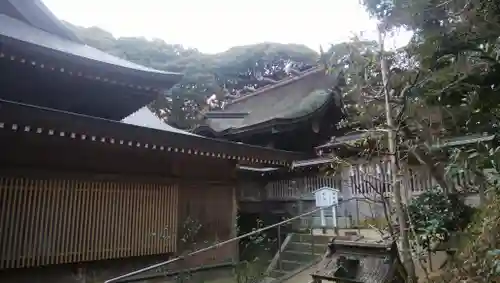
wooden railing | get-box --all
[265,176,341,200]
[239,160,475,201]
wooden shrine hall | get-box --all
[0,1,306,282]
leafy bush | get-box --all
[431,188,500,282]
[408,188,475,250]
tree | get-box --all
[355,1,500,281]
[66,22,319,129]
[361,0,500,136]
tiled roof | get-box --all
[312,238,399,283]
[0,14,180,78]
[198,67,340,134]
[122,107,199,136]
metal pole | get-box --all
[356,198,361,234]
[104,198,355,283]
[310,213,315,256]
[277,225,282,270]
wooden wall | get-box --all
[177,182,237,268]
[0,176,178,269]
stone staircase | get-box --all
[261,233,330,283]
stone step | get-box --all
[260,276,276,283]
[287,241,327,254]
[306,216,353,228]
[268,270,287,279]
[291,233,332,244]
[275,259,303,272]
[280,250,318,263]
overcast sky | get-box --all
[42,0,410,54]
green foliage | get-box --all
[447,143,500,190]
[408,188,473,250]
[66,22,318,129]
[361,0,500,136]
[233,258,267,283]
[359,216,390,229]
[431,188,500,282]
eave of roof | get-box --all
[194,67,341,136]
[0,99,306,166]
[3,0,82,43]
[122,106,199,136]
[0,14,182,90]
[227,67,325,105]
[316,132,495,152]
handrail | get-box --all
[104,197,353,283]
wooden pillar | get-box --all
[231,186,239,263]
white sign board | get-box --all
[314,187,339,208]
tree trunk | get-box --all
[378,28,417,282]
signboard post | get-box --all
[313,187,339,234]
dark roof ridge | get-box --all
[225,66,325,106]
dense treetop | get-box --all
[65,22,319,129]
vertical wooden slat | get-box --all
[109,181,116,259]
[167,184,173,254]
[130,183,136,257]
[52,180,62,264]
[69,179,79,263]
[110,182,117,259]
[102,181,109,259]
[54,180,65,263]
[93,181,101,260]
[153,184,160,254]
[86,181,93,261]
[2,178,14,268]
[138,183,144,256]
[125,183,132,258]
[118,182,124,257]
[11,178,22,268]
[12,179,23,268]
[9,178,19,268]
[122,183,129,258]
[172,184,178,253]
[16,179,27,268]
[137,184,144,257]
[147,184,153,255]
[96,181,104,260]
[142,184,149,256]
[132,184,139,256]
[0,177,7,269]
[149,184,155,255]
[112,182,118,259]
[21,179,34,267]
[48,180,57,265]
[8,178,21,268]
[36,180,48,266]
[98,182,104,260]
[160,184,166,254]
[84,181,93,262]
[127,183,133,257]
[141,183,147,255]
[28,179,40,268]
[78,180,88,262]
[60,179,69,263]
[107,181,114,259]
[78,180,86,262]
[118,182,125,258]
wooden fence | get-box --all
[239,160,475,201]
[0,177,178,269]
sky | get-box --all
[42,0,411,54]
